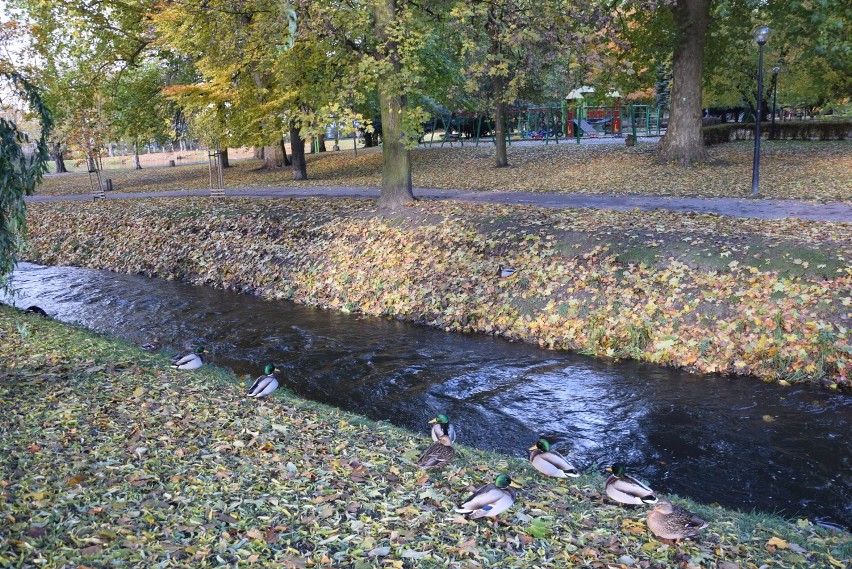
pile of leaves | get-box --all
[36,140,852,201]
[1,306,849,568]
[23,198,851,388]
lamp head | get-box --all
[773,66,781,75]
[753,25,770,45]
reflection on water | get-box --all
[4,262,851,528]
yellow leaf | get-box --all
[766,536,788,549]
[246,528,264,540]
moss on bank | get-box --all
[23,198,851,389]
[1,306,849,568]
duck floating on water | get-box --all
[428,414,456,443]
[605,463,658,505]
[247,364,280,398]
[528,438,579,478]
[455,473,519,519]
[647,499,708,542]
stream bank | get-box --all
[23,197,851,388]
[1,306,849,568]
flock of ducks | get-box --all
[169,350,707,542]
[418,414,707,541]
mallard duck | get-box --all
[529,438,579,478]
[605,463,657,505]
[417,435,454,470]
[647,500,707,542]
[455,473,519,519]
[170,345,205,364]
[429,414,456,443]
[497,265,519,279]
[247,364,280,398]
[171,346,207,370]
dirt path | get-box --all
[26,185,852,222]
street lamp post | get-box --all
[751,26,770,197]
[770,66,780,140]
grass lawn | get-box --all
[1,306,849,568]
[37,140,852,201]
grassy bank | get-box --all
[1,306,849,568]
[23,198,851,388]
[37,140,852,201]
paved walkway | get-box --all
[25,186,852,222]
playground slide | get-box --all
[573,119,600,136]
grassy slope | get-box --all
[1,306,849,568]
[37,141,852,201]
[23,198,851,388]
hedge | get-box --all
[703,120,851,145]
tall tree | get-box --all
[451,0,601,167]
[373,0,413,206]
[658,0,711,164]
[618,0,850,164]
[105,64,175,169]
[307,0,452,208]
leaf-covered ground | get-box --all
[37,141,852,201]
[1,306,849,568]
[23,198,851,388]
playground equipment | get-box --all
[420,104,664,147]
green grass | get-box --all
[1,306,849,568]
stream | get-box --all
[4,262,850,529]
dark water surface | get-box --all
[5,262,851,529]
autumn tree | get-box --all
[619,0,850,165]
[450,0,601,168]
[10,0,153,171]
[306,0,458,208]
[104,64,176,169]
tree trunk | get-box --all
[375,0,414,209]
[261,141,285,168]
[318,133,327,152]
[488,6,509,168]
[363,130,376,147]
[494,98,508,168]
[254,147,264,159]
[281,138,291,166]
[657,0,711,165]
[289,122,307,180]
[134,141,142,170]
[51,143,68,173]
[219,148,230,168]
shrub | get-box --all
[702,120,851,145]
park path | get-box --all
[25,186,852,222]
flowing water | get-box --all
[4,262,850,529]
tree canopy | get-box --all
[0,0,847,188]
